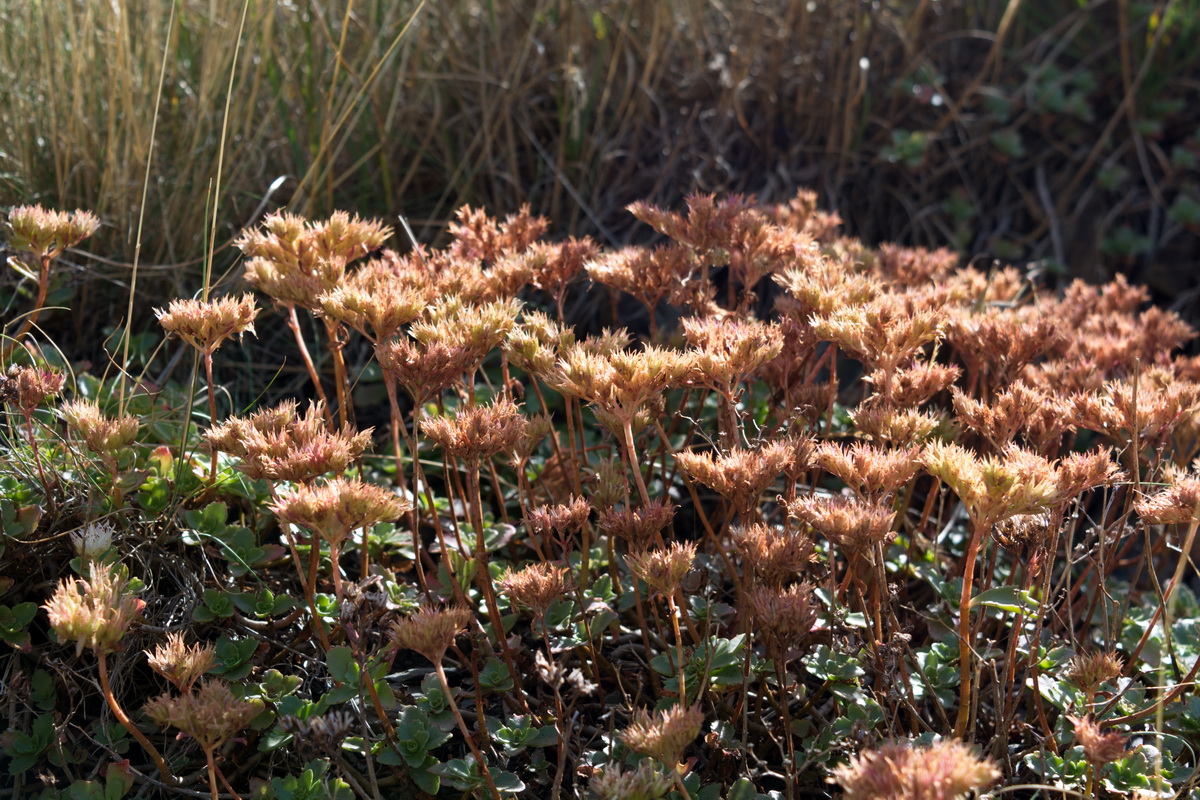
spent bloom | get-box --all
[7,205,100,258]
[1064,651,1124,694]
[143,680,263,752]
[595,500,676,550]
[732,523,814,587]
[60,400,140,458]
[675,441,795,515]
[832,738,1000,800]
[146,633,216,693]
[626,542,697,598]
[498,563,573,622]
[390,605,472,664]
[621,704,705,767]
[747,582,820,660]
[1069,715,1130,766]
[205,400,372,483]
[270,477,411,549]
[44,562,144,657]
[0,364,65,415]
[1135,477,1200,525]
[588,760,674,800]
[421,397,528,463]
[155,294,259,355]
[922,442,1061,529]
[787,495,895,555]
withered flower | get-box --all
[921,442,1061,529]
[8,205,100,258]
[1069,715,1130,767]
[675,441,794,516]
[1064,651,1124,695]
[831,739,1000,800]
[817,442,922,500]
[596,500,676,550]
[526,497,591,551]
[271,477,411,549]
[588,760,673,800]
[146,633,216,693]
[205,400,372,483]
[155,294,259,355]
[620,704,705,767]
[625,542,697,598]
[786,495,895,555]
[60,399,140,458]
[421,397,529,463]
[747,583,819,660]
[390,605,472,664]
[1,364,65,414]
[1135,477,1200,525]
[732,523,814,587]
[144,680,263,753]
[498,563,573,623]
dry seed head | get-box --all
[448,204,548,262]
[205,401,372,483]
[682,316,784,390]
[869,363,960,408]
[786,495,895,554]
[378,336,479,401]
[504,311,576,376]
[731,523,814,587]
[1069,716,1130,766]
[811,299,945,373]
[146,633,216,692]
[921,442,1061,528]
[498,563,573,621]
[528,236,599,297]
[587,760,673,800]
[44,561,144,657]
[1055,449,1122,499]
[389,605,472,664]
[595,500,676,549]
[746,582,819,659]
[586,243,698,315]
[551,342,694,420]
[851,405,946,446]
[873,244,958,286]
[1135,477,1200,525]
[7,205,99,257]
[59,400,139,456]
[675,441,794,512]
[317,256,428,340]
[832,739,1000,800]
[625,542,697,598]
[945,308,1064,385]
[420,397,528,462]
[143,679,263,752]
[271,478,411,548]
[526,497,591,541]
[1071,371,1200,444]
[1064,651,1124,693]
[1,365,66,414]
[816,442,922,499]
[155,294,259,355]
[952,384,1070,454]
[620,704,705,767]
[415,298,521,357]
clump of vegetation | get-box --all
[2,190,1199,800]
